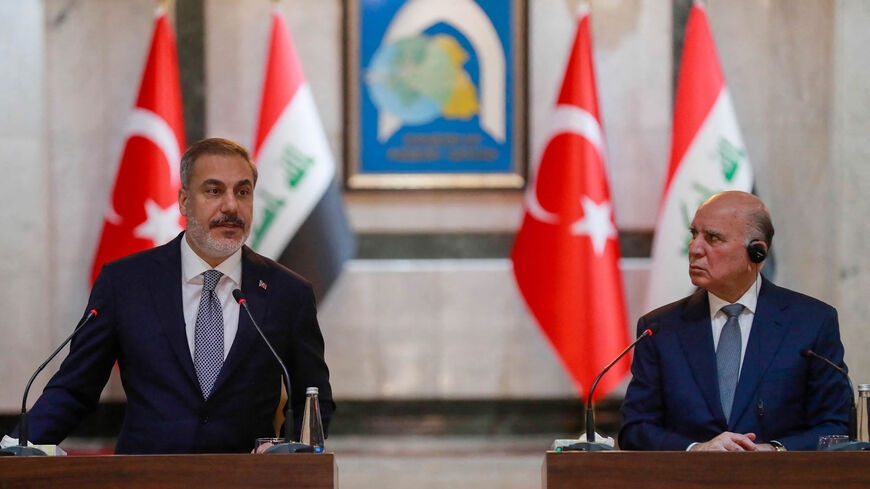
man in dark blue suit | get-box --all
[18,138,334,453]
[619,191,850,451]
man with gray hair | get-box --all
[620,191,850,451]
[14,138,334,453]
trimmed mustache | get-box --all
[209,214,246,228]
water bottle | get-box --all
[857,384,870,443]
[300,386,325,452]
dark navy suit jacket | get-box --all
[26,233,334,453]
[619,278,850,450]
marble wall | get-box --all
[0,0,53,406]
[832,0,870,386]
[1,0,869,412]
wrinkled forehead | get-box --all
[691,201,751,235]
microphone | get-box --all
[801,349,869,450]
[801,349,849,379]
[232,289,313,454]
[564,326,658,452]
[3,307,99,456]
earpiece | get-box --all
[747,240,767,263]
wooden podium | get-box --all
[544,451,870,489]
[0,453,336,489]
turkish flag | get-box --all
[511,6,629,401]
[90,9,186,283]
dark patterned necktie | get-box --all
[194,269,224,399]
[717,303,745,421]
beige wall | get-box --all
[0,0,53,407]
[832,0,870,385]
[1,0,869,411]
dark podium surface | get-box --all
[0,453,336,489]
[544,451,870,489]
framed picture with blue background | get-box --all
[345,0,528,189]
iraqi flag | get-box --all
[511,5,630,402]
[91,7,185,283]
[645,2,753,311]
[249,9,355,301]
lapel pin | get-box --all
[259,280,267,290]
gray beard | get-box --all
[185,215,247,259]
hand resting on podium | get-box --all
[688,432,776,452]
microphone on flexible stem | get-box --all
[563,326,658,452]
[233,289,313,454]
[800,349,870,451]
[2,307,100,456]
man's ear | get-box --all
[178,188,188,217]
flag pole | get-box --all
[157,0,169,22]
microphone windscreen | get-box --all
[232,289,245,303]
[800,349,813,358]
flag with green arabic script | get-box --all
[645,3,752,311]
[249,8,354,301]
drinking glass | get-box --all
[817,434,850,450]
[254,437,285,453]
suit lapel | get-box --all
[150,233,200,391]
[211,246,271,396]
[729,278,789,428]
[677,290,727,425]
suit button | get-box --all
[200,416,208,424]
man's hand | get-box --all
[689,432,758,451]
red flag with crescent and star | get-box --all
[511,5,629,402]
[90,7,186,283]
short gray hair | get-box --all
[180,138,258,189]
[744,205,775,248]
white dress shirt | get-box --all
[686,273,763,450]
[180,234,242,361]
[707,273,762,378]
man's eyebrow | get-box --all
[201,178,226,187]
[689,225,723,238]
[233,179,253,187]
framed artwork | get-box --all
[345,0,527,189]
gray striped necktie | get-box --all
[717,303,745,422]
[194,269,224,399]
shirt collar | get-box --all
[180,232,243,286]
[708,273,762,318]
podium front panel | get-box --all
[0,453,336,489]
[544,451,870,489]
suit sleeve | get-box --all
[776,306,850,450]
[619,317,695,450]
[285,282,335,440]
[19,266,120,444]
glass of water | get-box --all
[817,434,850,450]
